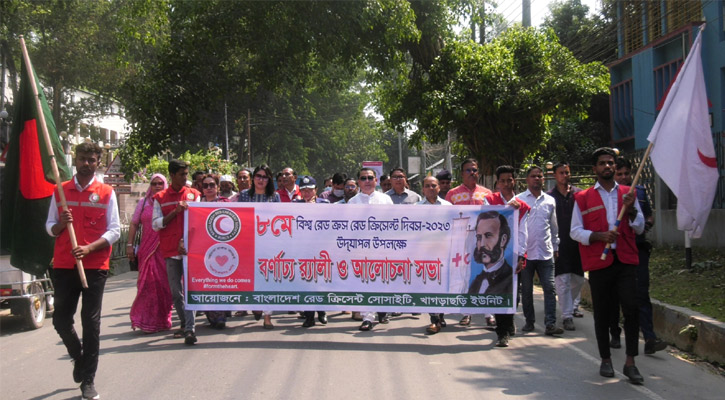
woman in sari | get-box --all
[128,174,173,333]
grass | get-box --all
[649,245,725,322]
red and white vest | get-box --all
[574,185,638,271]
[53,180,113,270]
[153,186,200,258]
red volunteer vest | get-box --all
[154,185,200,258]
[485,192,531,222]
[53,179,113,270]
[573,185,639,271]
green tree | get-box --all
[379,27,609,174]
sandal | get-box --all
[173,329,184,339]
[459,315,471,326]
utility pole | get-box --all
[522,0,531,27]
[247,108,251,167]
[398,129,403,168]
[224,101,229,161]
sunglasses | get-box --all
[255,174,270,180]
[465,168,479,174]
[358,176,375,181]
[202,183,217,189]
[151,181,164,186]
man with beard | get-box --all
[571,147,645,384]
[219,174,237,199]
[46,142,121,400]
[337,177,358,204]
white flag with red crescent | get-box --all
[647,27,718,238]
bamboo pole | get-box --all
[600,142,654,260]
[19,36,88,288]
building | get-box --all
[608,0,725,246]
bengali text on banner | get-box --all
[183,202,518,314]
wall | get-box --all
[653,209,725,247]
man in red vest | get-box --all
[46,142,120,400]
[571,147,645,384]
[276,167,301,202]
[152,159,200,345]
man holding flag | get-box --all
[46,141,120,400]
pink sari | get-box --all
[130,177,173,332]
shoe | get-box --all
[572,309,584,318]
[509,323,516,337]
[318,314,328,325]
[253,311,262,321]
[610,336,621,349]
[215,321,226,330]
[263,322,274,330]
[486,316,496,327]
[234,311,248,317]
[563,318,575,331]
[522,322,535,332]
[72,358,83,383]
[426,323,441,334]
[644,338,667,354]
[459,315,471,326]
[439,317,447,328]
[80,380,99,400]
[391,312,402,317]
[379,315,390,324]
[495,335,510,347]
[352,312,363,321]
[623,364,644,384]
[184,330,197,345]
[302,318,315,328]
[599,360,615,378]
[545,325,564,336]
[173,328,184,339]
[359,321,373,331]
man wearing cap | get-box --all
[276,167,301,202]
[435,170,452,199]
[294,175,329,327]
[46,141,120,400]
[385,168,421,205]
[319,172,347,203]
[219,174,237,199]
[152,159,201,346]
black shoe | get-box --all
[439,317,447,328]
[599,361,614,378]
[80,380,99,400]
[318,314,328,325]
[184,330,197,345]
[72,358,83,383]
[495,335,510,347]
[359,321,373,331]
[610,336,621,349]
[563,318,575,331]
[215,321,225,330]
[391,312,402,317]
[623,364,644,384]
[522,322,534,332]
[545,325,564,336]
[302,318,315,328]
[644,338,667,354]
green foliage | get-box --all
[380,26,610,174]
[543,0,618,64]
[140,149,238,181]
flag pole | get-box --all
[19,36,88,288]
[600,142,654,260]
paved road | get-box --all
[1,272,724,400]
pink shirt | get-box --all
[445,184,492,205]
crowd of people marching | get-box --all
[48,143,666,399]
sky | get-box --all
[500,0,601,27]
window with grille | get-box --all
[666,0,702,33]
[611,79,634,141]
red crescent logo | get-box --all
[214,216,232,234]
[698,149,718,168]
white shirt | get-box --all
[570,181,645,247]
[517,189,559,260]
[46,175,121,246]
[347,190,393,205]
[416,197,452,205]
